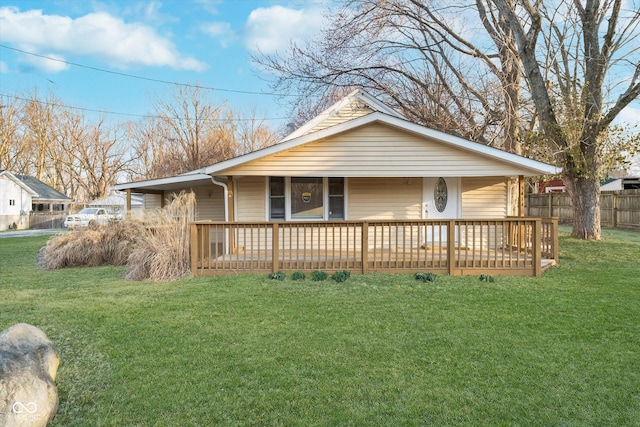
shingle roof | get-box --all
[14,174,72,202]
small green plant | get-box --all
[311,270,328,281]
[291,271,306,281]
[331,270,351,283]
[415,272,437,283]
[268,271,286,281]
[479,274,495,283]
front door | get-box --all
[422,177,460,245]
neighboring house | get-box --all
[600,177,640,191]
[0,170,72,230]
[535,176,640,193]
[113,89,561,276]
[88,191,144,218]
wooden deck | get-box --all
[191,218,558,277]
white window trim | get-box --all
[265,177,348,221]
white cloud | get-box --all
[244,5,325,54]
[0,61,8,73]
[614,105,640,127]
[0,6,208,71]
[18,52,70,73]
[202,21,235,47]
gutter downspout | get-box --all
[210,176,229,254]
[210,176,229,221]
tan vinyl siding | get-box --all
[307,101,374,134]
[235,176,266,221]
[348,177,422,220]
[143,194,162,211]
[461,177,507,218]
[190,185,224,221]
[221,123,532,177]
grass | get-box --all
[1,227,639,426]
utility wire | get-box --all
[0,44,295,97]
[0,93,290,122]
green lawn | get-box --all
[1,228,639,426]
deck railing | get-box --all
[190,218,559,277]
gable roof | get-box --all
[0,170,39,196]
[201,111,560,177]
[14,174,72,202]
[112,90,560,192]
[281,89,406,142]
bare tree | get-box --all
[255,0,640,239]
[0,94,25,171]
[129,86,278,180]
[20,90,60,180]
[236,107,279,154]
[256,0,530,153]
[72,118,131,201]
[148,85,239,176]
[493,0,640,239]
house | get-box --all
[88,191,144,219]
[113,90,561,277]
[0,170,72,230]
[600,177,640,191]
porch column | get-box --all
[518,175,525,217]
[228,177,235,222]
[126,189,132,213]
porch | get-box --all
[190,218,558,277]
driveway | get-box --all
[0,229,66,239]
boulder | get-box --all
[0,324,59,427]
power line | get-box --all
[0,93,290,122]
[0,44,295,97]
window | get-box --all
[9,199,15,206]
[269,177,285,220]
[291,177,323,219]
[328,177,344,219]
[268,177,345,220]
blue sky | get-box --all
[0,0,329,129]
[0,0,638,169]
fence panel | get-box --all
[526,190,640,229]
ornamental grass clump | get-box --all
[125,191,196,282]
[37,220,144,269]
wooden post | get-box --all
[190,224,198,276]
[548,192,552,218]
[447,220,456,275]
[126,189,132,214]
[613,192,618,228]
[518,175,525,217]
[361,222,369,274]
[272,223,279,273]
[551,218,559,264]
[533,219,542,277]
[228,179,236,253]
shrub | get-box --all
[268,271,286,281]
[415,272,437,283]
[479,274,496,283]
[125,191,196,282]
[331,270,351,283]
[291,271,306,281]
[38,220,144,270]
[311,270,328,281]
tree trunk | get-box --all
[564,175,601,240]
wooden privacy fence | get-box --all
[191,218,558,277]
[527,190,640,229]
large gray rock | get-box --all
[0,324,59,427]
